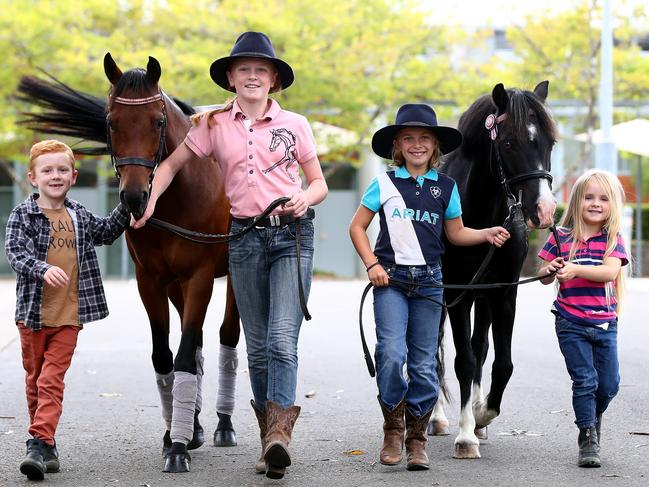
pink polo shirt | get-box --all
[184,98,317,218]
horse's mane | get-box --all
[17,70,196,155]
[458,88,557,157]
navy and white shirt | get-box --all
[361,166,462,265]
[4,194,129,330]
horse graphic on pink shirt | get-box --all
[265,128,297,181]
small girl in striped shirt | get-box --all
[538,169,629,469]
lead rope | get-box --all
[143,196,311,320]
[359,224,562,378]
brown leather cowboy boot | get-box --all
[251,400,267,474]
[263,400,301,479]
[405,408,433,470]
[378,396,405,465]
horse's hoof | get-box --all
[163,442,191,473]
[475,426,488,440]
[428,419,450,436]
[187,424,204,450]
[213,428,237,447]
[453,443,481,459]
[162,430,172,457]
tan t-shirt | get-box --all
[41,207,79,327]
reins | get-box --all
[143,197,312,322]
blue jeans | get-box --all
[555,315,620,429]
[229,219,314,410]
[373,263,444,417]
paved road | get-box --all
[0,278,648,486]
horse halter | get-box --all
[486,112,553,206]
[106,91,167,180]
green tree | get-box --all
[1,0,469,188]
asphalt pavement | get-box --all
[0,277,648,486]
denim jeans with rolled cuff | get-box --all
[373,262,444,417]
[555,315,620,429]
[228,219,313,410]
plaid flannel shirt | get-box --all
[4,194,130,330]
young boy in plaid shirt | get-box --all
[5,140,129,480]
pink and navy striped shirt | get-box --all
[538,228,628,326]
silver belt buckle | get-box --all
[269,215,281,227]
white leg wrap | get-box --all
[216,344,238,416]
[155,371,174,431]
[171,371,197,445]
[195,347,204,414]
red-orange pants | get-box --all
[18,323,79,446]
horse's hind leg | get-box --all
[429,397,450,436]
[214,275,240,447]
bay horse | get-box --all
[17,54,241,473]
[430,81,557,459]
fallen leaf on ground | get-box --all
[305,390,316,398]
[343,449,367,456]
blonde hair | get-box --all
[190,98,236,127]
[390,129,442,171]
[559,169,628,311]
[29,140,75,172]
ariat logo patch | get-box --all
[430,186,442,198]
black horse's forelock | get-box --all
[458,88,557,156]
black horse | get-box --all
[429,82,557,459]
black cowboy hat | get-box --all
[209,31,294,93]
[371,104,463,159]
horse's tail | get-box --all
[17,74,108,155]
[436,306,451,403]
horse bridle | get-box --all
[106,91,167,181]
[485,111,553,206]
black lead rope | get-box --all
[143,196,311,321]
[359,225,562,378]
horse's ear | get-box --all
[146,57,161,87]
[104,52,122,85]
[492,83,509,114]
[533,80,549,103]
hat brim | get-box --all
[371,123,463,159]
[209,54,294,93]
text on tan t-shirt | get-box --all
[41,207,79,327]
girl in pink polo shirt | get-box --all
[133,32,328,479]
[537,169,628,468]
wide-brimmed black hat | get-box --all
[371,104,463,159]
[209,32,294,93]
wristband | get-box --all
[366,261,380,272]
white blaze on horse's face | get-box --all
[527,123,537,142]
[535,165,556,229]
